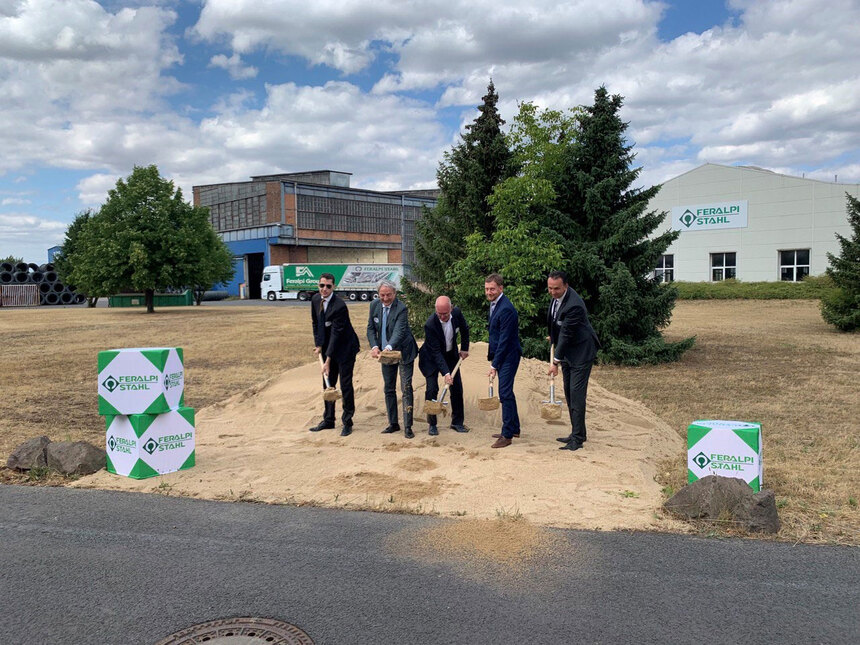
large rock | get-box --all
[6,436,51,471]
[46,441,106,476]
[664,475,781,534]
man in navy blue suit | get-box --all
[485,273,521,448]
[547,270,601,451]
[418,295,470,436]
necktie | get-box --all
[490,301,496,320]
[381,306,389,348]
[551,298,558,320]
[319,297,325,314]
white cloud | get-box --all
[0,211,67,263]
[209,52,258,79]
[1,197,30,205]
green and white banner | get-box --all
[687,419,763,492]
[98,347,184,415]
[105,407,195,479]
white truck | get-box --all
[261,263,405,301]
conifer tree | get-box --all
[554,87,694,364]
[821,193,860,331]
[403,81,514,329]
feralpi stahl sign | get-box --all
[98,347,184,415]
[105,408,195,479]
[671,200,748,232]
[687,420,763,492]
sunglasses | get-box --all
[318,284,333,289]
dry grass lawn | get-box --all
[1,300,857,544]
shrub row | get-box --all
[672,276,833,300]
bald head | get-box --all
[435,296,452,322]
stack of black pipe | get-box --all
[0,262,85,305]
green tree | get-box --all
[553,87,694,364]
[403,80,515,329]
[67,165,234,313]
[54,210,103,307]
[1,255,24,265]
[821,193,860,331]
[447,103,577,355]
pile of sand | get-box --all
[75,343,685,532]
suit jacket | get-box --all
[551,286,600,366]
[418,307,470,377]
[367,297,418,364]
[311,293,360,363]
[487,294,521,369]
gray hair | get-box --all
[377,280,398,293]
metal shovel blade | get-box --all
[541,381,562,420]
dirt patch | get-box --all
[321,471,450,503]
[387,516,573,587]
[395,457,439,472]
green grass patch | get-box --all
[673,275,833,300]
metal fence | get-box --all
[0,284,40,307]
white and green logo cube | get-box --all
[687,420,763,491]
[105,407,196,479]
[98,347,184,415]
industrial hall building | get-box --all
[647,164,858,283]
[192,170,438,298]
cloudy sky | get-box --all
[1,0,858,263]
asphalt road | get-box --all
[1,486,856,645]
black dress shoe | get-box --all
[450,424,470,433]
[428,425,439,436]
[404,427,415,439]
[381,425,400,434]
[556,435,573,443]
[559,441,583,451]
[310,421,335,432]
[340,426,353,437]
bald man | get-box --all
[417,296,470,436]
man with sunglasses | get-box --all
[310,272,360,436]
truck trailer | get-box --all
[261,263,405,301]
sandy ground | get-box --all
[75,343,685,531]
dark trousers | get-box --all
[498,355,520,439]
[561,362,592,444]
[424,349,464,426]
[322,357,355,426]
[382,360,414,429]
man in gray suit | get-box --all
[367,280,419,438]
[547,270,601,451]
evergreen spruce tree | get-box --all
[821,193,860,331]
[555,87,694,364]
[402,81,514,330]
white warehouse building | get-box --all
[647,164,859,283]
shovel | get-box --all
[318,353,341,402]
[541,344,563,420]
[477,374,500,411]
[423,357,463,416]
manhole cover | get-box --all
[154,617,314,644]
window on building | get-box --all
[654,254,674,283]
[779,249,810,282]
[711,252,736,281]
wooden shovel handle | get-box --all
[318,352,332,389]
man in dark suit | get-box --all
[310,272,361,436]
[547,270,601,451]
[367,280,419,438]
[485,273,521,448]
[418,295,470,436]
